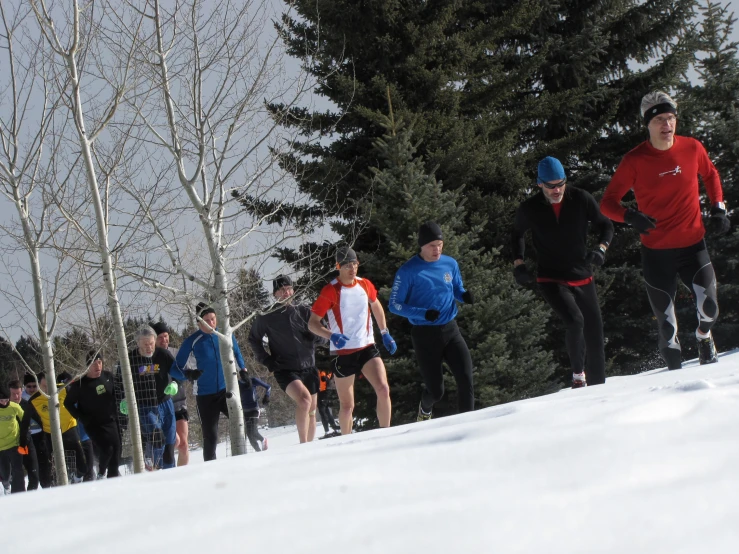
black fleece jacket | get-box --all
[512,186,614,281]
[248,303,325,372]
[64,371,118,429]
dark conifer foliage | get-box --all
[678,1,739,356]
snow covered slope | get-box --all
[3,352,739,553]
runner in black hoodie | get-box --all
[248,275,325,443]
[512,156,614,388]
[64,352,121,478]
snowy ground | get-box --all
[3,351,739,553]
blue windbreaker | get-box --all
[389,254,466,326]
[175,331,246,396]
[239,377,271,412]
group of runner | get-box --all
[0,90,729,493]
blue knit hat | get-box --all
[537,156,566,183]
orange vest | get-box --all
[319,370,333,392]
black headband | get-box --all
[644,103,677,125]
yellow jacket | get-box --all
[27,388,77,434]
[0,401,24,451]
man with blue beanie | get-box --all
[389,222,475,421]
[512,156,614,387]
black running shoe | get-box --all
[698,333,718,365]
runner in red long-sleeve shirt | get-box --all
[601,91,730,369]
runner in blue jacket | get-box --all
[176,303,246,461]
[389,222,475,421]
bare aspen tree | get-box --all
[107,0,326,455]
[29,0,147,472]
[0,0,83,485]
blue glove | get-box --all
[330,333,350,349]
[381,331,397,355]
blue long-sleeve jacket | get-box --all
[239,377,271,412]
[175,331,246,396]
[389,254,467,326]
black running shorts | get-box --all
[333,345,381,378]
[273,367,320,395]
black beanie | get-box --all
[0,382,9,400]
[273,275,293,293]
[196,302,216,318]
[336,246,358,265]
[418,222,443,247]
[86,350,102,367]
[151,321,170,336]
[23,373,37,386]
[643,102,677,126]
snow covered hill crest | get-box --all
[4,351,739,553]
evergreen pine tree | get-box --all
[0,336,21,382]
[265,0,699,383]
[678,1,739,354]
[230,268,272,349]
[14,336,44,375]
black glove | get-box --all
[513,264,535,286]
[238,370,250,384]
[262,394,270,406]
[184,369,203,382]
[425,309,440,322]
[624,208,657,235]
[705,205,730,236]
[585,246,606,267]
[264,357,276,373]
[461,290,474,305]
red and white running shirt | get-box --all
[311,277,377,354]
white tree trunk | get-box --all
[211,260,247,456]
[147,0,247,455]
[63,44,146,474]
[24,229,68,485]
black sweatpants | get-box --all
[317,390,339,433]
[86,422,121,478]
[61,428,88,479]
[539,280,606,385]
[642,240,718,369]
[196,390,229,461]
[81,440,96,481]
[411,320,474,413]
[0,447,25,493]
[32,432,52,488]
[22,433,39,490]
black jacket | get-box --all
[248,303,324,372]
[512,186,614,281]
[64,371,118,429]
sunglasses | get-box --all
[541,178,566,189]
